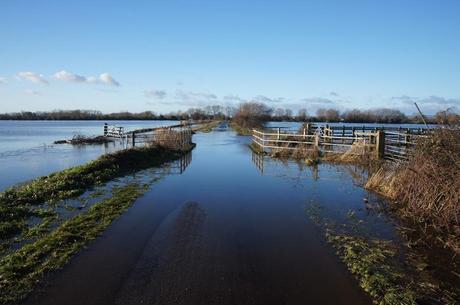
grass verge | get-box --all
[0,183,147,305]
[192,120,221,133]
[229,122,252,135]
[0,143,194,304]
[0,145,193,240]
[306,203,459,305]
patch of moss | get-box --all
[0,183,147,305]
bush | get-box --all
[366,128,460,253]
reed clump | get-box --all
[366,128,460,253]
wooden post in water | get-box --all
[132,132,136,147]
[375,130,385,159]
[103,123,108,136]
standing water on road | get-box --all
[22,127,406,305]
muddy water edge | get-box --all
[21,129,406,305]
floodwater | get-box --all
[21,126,402,305]
[0,120,177,191]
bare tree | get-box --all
[233,102,272,128]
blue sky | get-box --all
[0,0,459,115]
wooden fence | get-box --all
[104,123,193,149]
[252,124,428,162]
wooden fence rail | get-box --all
[104,122,193,149]
[253,125,428,162]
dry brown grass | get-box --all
[151,128,191,150]
[366,128,460,253]
[323,141,374,165]
[268,142,321,165]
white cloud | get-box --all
[330,91,339,96]
[420,96,460,106]
[253,95,285,103]
[53,70,86,82]
[223,94,246,103]
[99,73,120,87]
[52,70,120,87]
[301,97,335,104]
[0,76,6,84]
[175,90,217,101]
[392,95,460,107]
[17,72,48,84]
[145,89,167,99]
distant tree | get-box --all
[316,108,340,122]
[297,108,308,121]
[435,108,460,127]
[233,102,272,129]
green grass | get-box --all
[305,203,458,305]
[0,183,147,305]
[0,145,191,240]
[0,144,194,304]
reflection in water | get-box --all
[251,151,318,182]
[169,151,193,175]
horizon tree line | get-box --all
[0,103,457,125]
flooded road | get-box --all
[23,129,382,305]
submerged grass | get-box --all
[306,203,459,305]
[0,145,191,240]
[0,183,147,305]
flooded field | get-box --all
[0,120,177,191]
[1,122,456,305]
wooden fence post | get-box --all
[405,129,411,146]
[314,133,320,148]
[277,127,281,147]
[132,132,136,147]
[375,130,385,159]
